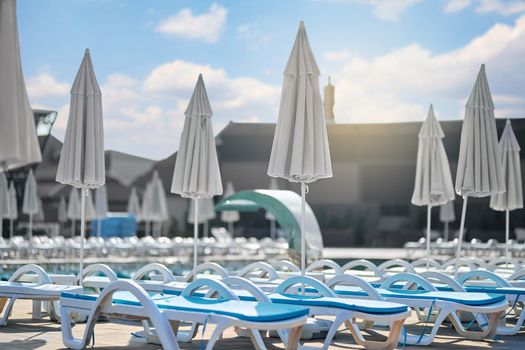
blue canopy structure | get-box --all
[215,189,324,261]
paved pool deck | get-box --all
[1,299,524,349]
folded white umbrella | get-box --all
[268,22,332,274]
[187,197,216,237]
[171,74,223,277]
[22,169,39,242]
[142,182,153,236]
[7,182,17,238]
[150,170,169,237]
[127,186,142,222]
[0,172,8,238]
[439,200,455,241]
[455,65,505,273]
[411,104,455,268]
[490,119,522,258]
[57,195,67,236]
[266,178,279,239]
[85,190,96,222]
[0,0,41,171]
[221,181,239,235]
[95,185,108,237]
[56,49,105,283]
[35,197,45,222]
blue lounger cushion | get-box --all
[161,289,409,315]
[329,286,505,306]
[61,291,309,322]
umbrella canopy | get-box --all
[490,120,522,211]
[490,119,522,258]
[187,197,216,224]
[56,49,105,189]
[95,185,108,219]
[55,49,105,283]
[439,200,456,223]
[221,181,240,224]
[22,169,38,241]
[455,65,505,198]
[267,22,332,184]
[151,171,169,222]
[67,187,81,221]
[7,182,18,220]
[267,22,332,274]
[411,105,455,207]
[127,186,142,222]
[22,169,39,215]
[454,64,505,271]
[171,74,222,277]
[57,196,67,224]
[0,0,41,170]
[85,190,96,221]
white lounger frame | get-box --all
[60,278,306,350]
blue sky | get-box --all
[18,0,525,160]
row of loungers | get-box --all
[0,259,518,349]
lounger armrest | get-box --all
[378,259,415,273]
[341,259,384,279]
[222,277,271,302]
[419,271,466,292]
[75,264,118,285]
[184,262,229,282]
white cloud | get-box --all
[236,23,273,49]
[330,14,525,123]
[444,0,472,13]
[156,3,227,43]
[324,49,352,62]
[334,0,421,20]
[444,0,525,15]
[26,73,69,100]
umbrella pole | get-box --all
[426,205,431,270]
[455,195,468,277]
[193,198,199,280]
[506,209,510,259]
[301,182,307,276]
[71,219,75,238]
[79,188,87,287]
[204,220,209,238]
[271,219,276,240]
[28,214,33,255]
[444,222,449,241]
[97,219,102,239]
[10,218,13,240]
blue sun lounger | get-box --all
[325,273,508,345]
[59,278,307,350]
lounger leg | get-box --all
[450,311,501,340]
[248,329,267,350]
[345,317,406,350]
[285,325,303,350]
[0,298,16,326]
[205,320,229,350]
[32,300,42,320]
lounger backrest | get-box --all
[8,264,51,284]
[487,257,523,273]
[236,262,279,281]
[419,271,466,292]
[271,260,301,273]
[411,258,441,269]
[457,270,511,288]
[75,264,118,285]
[222,276,271,302]
[275,276,336,297]
[306,259,343,275]
[380,273,437,291]
[341,259,384,279]
[181,278,238,300]
[378,259,415,274]
[326,274,384,300]
[184,262,229,282]
[132,263,176,283]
